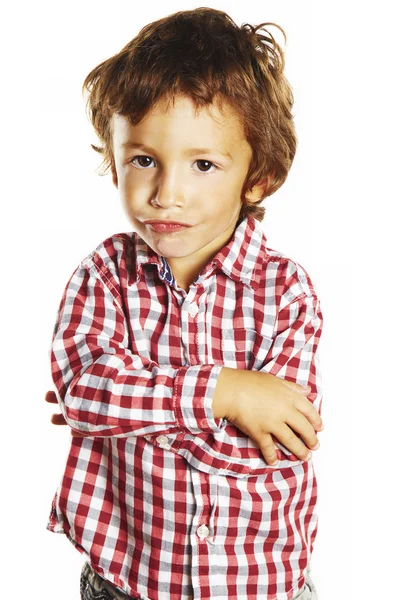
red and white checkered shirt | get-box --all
[47,215,324,600]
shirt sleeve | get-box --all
[256,281,324,458]
[50,258,226,438]
[258,277,324,416]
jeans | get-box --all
[80,560,318,599]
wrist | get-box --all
[212,367,241,420]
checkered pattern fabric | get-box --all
[47,215,324,599]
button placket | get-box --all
[185,296,200,365]
[188,302,199,318]
[208,474,219,544]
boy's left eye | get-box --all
[129,155,218,173]
[194,160,218,173]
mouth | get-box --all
[143,220,192,233]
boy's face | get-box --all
[111,94,267,290]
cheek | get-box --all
[121,175,139,196]
[119,181,145,208]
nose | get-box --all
[152,166,185,208]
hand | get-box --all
[225,371,323,466]
[45,391,86,437]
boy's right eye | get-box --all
[130,155,155,169]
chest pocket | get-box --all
[221,328,273,371]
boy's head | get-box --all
[81,8,297,284]
[83,8,296,220]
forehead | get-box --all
[112,95,246,148]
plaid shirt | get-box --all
[47,215,324,600]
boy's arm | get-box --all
[258,283,323,413]
[50,258,229,438]
[251,266,324,456]
[211,265,324,464]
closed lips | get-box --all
[144,220,191,226]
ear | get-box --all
[245,173,273,203]
[111,160,118,189]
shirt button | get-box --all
[156,435,170,449]
[197,524,210,540]
[188,303,198,317]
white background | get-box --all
[2,1,399,598]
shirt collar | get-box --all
[132,215,267,290]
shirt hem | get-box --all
[46,521,310,600]
[46,521,148,599]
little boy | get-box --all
[46,7,324,600]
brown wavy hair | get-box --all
[82,7,297,223]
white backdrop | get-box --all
[2,1,399,599]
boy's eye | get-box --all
[130,155,218,173]
[130,155,154,169]
[194,160,217,173]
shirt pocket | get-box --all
[221,328,274,371]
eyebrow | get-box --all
[121,141,232,160]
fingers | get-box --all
[258,433,279,466]
[46,391,86,437]
[259,423,319,466]
[46,391,68,427]
[45,391,58,404]
[50,412,87,437]
[271,421,317,462]
[285,413,320,453]
[46,390,69,426]
[71,430,89,438]
[51,414,68,425]
[295,395,324,432]
[273,378,324,431]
